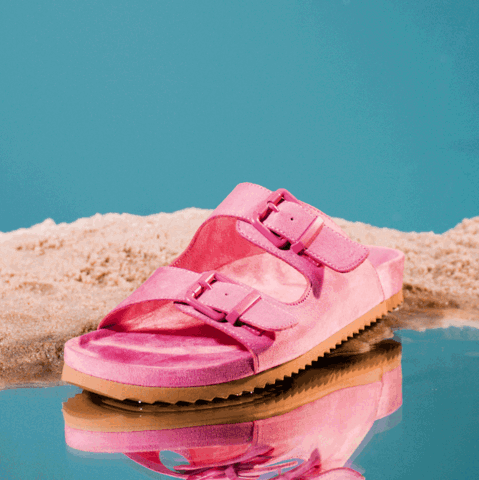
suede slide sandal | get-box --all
[62,183,404,404]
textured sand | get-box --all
[1,210,478,387]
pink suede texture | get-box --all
[189,183,369,276]
[369,247,405,300]
[262,201,369,272]
[65,328,255,386]
[99,266,297,332]
[63,182,405,388]
[64,350,402,479]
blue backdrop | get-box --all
[1,1,478,234]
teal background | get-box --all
[1,1,478,234]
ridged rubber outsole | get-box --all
[62,290,403,404]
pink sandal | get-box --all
[62,183,404,403]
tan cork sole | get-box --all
[62,290,403,404]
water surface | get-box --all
[1,326,478,479]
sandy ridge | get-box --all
[0,209,478,386]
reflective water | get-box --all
[1,326,478,480]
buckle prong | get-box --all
[266,201,280,213]
[252,188,300,248]
[183,273,262,327]
[184,272,227,321]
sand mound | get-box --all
[1,209,478,386]
[334,216,479,302]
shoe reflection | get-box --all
[63,339,402,480]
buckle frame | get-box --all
[184,272,262,326]
[184,272,229,321]
[251,188,300,248]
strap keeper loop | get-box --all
[290,216,324,255]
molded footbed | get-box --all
[64,325,255,387]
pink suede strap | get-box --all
[101,266,296,331]
[210,183,369,274]
[98,266,298,372]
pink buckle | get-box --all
[252,188,300,248]
[184,272,262,326]
[184,272,229,321]
[290,216,324,255]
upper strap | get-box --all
[100,266,296,332]
[98,266,298,372]
[210,183,369,274]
